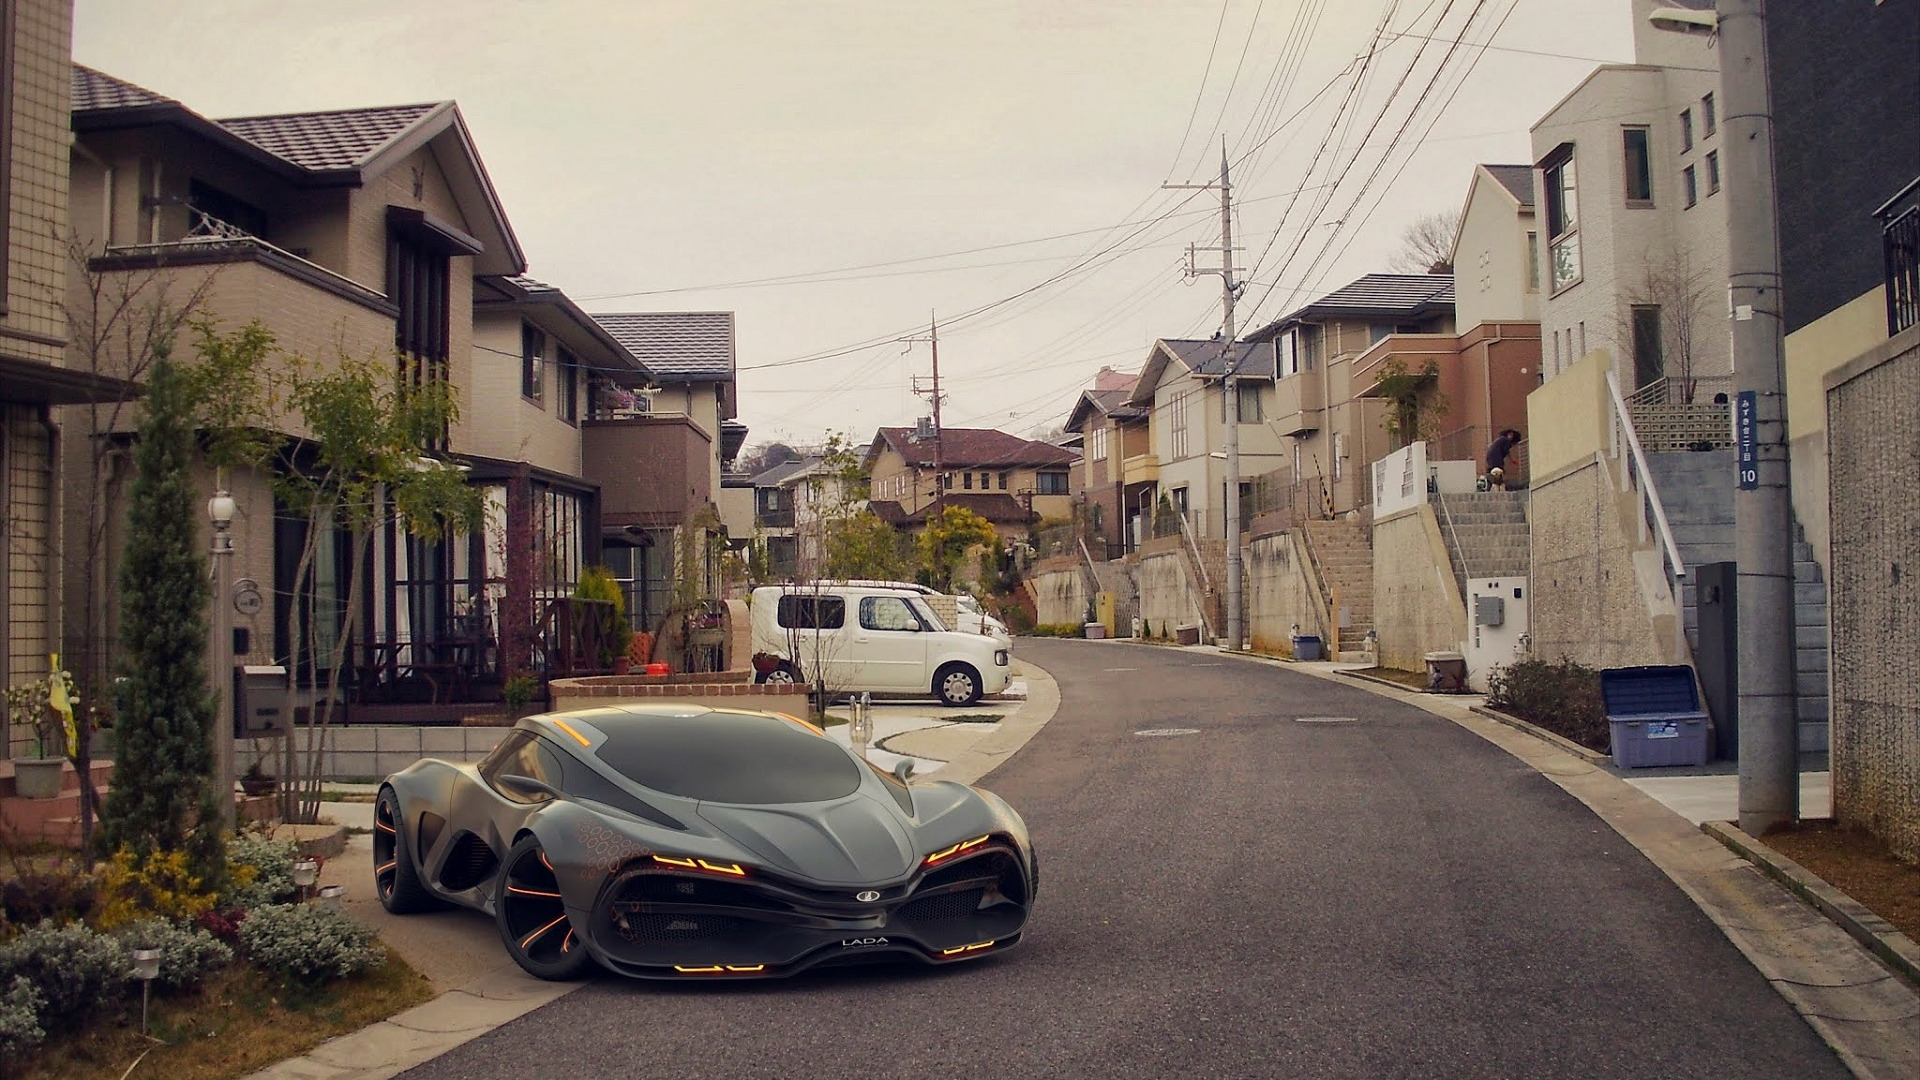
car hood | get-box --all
[695,791,918,885]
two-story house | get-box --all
[1242,274,1454,520]
[864,425,1077,538]
[1120,338,1284,542]
[590,312,743,628]
[1062,366,1145,556]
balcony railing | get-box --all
[1878,176,1920,336]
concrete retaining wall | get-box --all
[1245,530,1320,655]
[1135,548,1203,639]
[1371,506,1467,671]
[1028,562,1089,626]
[235,727,507,782]
[1527,457,1673,669]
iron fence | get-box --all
[1879,176,1920,336]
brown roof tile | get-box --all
[873,426,1077,469]
[218,103,444,171]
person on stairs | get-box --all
[1485,428,1524,490]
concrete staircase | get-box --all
[0,759,113,848]
[1432,491,1530,600]
[1302,519,1374,657]
[1646,450,1829,750]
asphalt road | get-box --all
[398,641,1848,1079]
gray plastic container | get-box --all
[1602,665,1709,768]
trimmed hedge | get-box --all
[1486,657,1608,752]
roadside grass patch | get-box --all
[11,945,430,1080]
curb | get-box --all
[1467,703,1613,767]
[1704,819,1920,992]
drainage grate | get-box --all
[1135,728,1201,737]
[1293,716,1359,724]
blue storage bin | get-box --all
[1601,665,1709,768]
[1292,635,1322,661]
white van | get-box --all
[749,584,1012,706]
[796,579,1011,646]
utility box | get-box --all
[1465,577,1529,692]
[234,665,289,737]
[1602,665,1709,769]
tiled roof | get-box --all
[1484,164,1535,206]
[218,103,444,171]
[902,493,1032,526]
[71,64,178,111]
[1066,387,1144,433]
[592,313,736,382]
[1254,274,1455,336]
[873,426,1078,469]
[751,457,815,487]
[1155,338,1277,379]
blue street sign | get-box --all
[1736,390,1758,490]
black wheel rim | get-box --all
[373,795,400,901]
[501,844,574,965]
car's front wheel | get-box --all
[935,663,983,707]
[755,663,800,686]
[373,788,442,914]
[494,834,597,981]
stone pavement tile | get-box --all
[880,724,986,761]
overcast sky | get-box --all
[74,0,1635,451]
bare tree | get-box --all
[1387,211,1462,275]
[1614,250,1719,402]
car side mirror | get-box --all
[499,773,563,801]
[892,759,914,783]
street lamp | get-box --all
[131,947,161,1035]
[1648,0,1799,834]
[208,489,237,831]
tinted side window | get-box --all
[480,731,563,803]
[860,595,921,632]
[776,595,845,629]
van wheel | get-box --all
[935,663,982,707]
[757,663,799,686]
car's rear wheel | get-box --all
[755,663,800,686]
[495,834,597,981]
[935,663,983,707]
[373,788,441,914]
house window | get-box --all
[1368,323,1396,344]
[389,231,450,382]
[963,471,974,490]
[1622,127,1653,205]
[1170,390,1191,458]
[1702,92,1716,136]
[1679,108,1693,152]
[557,348,579,423]
[1236,382,1262,423]
[521,324,546,402]
[998,471,1009,490]
[1543,149,1580,292]
[1631,305,1665,390]
[1683,165,1698,208]
[1035,471,1069,495]
[1525,231,1540,292]
[1089,425,1108,460]
[1705,151,1721,195]
[1279,331,1299,377]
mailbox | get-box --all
[234,665,289,737]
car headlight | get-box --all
[994,649,1009,666]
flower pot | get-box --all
[10,757,65,799]
[690,627,726,646]
[240,777,277,796]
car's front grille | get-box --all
[895,888,983,924]
[615,911,752,944]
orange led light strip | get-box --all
[923,835,992,866]
[507,885,562,899]
[674,964,766,974]
[939,940,996,956]
[549,718,592,747]
[651,854,747,876]
[775,711,825,737]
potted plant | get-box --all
[239,760,277,797]
[502,673,540,720]
[689,605,727,646]
[572,566,634,672]
[6,670,74,799]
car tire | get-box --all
[935,663,983,707]
[756,663,800,686]
[373,787,443,914]
[494,834,597,981]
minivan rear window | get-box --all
[777,594,845,629]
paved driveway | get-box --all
[396,640,1850,1079]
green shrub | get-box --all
[240,904,384,984]
[0,976,44,1065]
[1,870,97,927]
[1486,656,1608,751]
[223,832,301,910]
[110,918,233,993]
[0,920,129,1032]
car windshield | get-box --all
[592,710,862,804]
[909,597,949,632]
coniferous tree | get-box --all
[99,355,225,879]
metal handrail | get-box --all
[1174,512,1215,640]
[1605,369,1687,607]
[1295,522,1337,650]
[1433,491,1471,592]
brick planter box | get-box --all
[548,673,809,713]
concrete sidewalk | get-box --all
[242,665,1061,1080]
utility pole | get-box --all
[1717,0,1798,835]
[1167,145,1244,649]
[909,316,947,516]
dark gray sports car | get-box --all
[373,704,1037,980]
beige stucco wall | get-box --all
[1528,458,1672,669]
[1245,530,1319,656]
[1784,287,1887,576]
[1028,563,1088,627]
[1822,324,1920,862]
[1371,506,1468,671]
[1526,349,1613,482]
[1453,170,1539,330]
[468,310,585,476]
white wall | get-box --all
[1453,169,1539,330]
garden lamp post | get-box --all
[208,489,238,830]
[292,857,320,902]
[319,883,346,910]
[131,947,161,1035]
